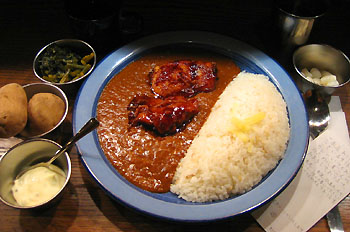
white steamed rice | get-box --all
[170,72,290,202]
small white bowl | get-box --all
[0,138,71,209]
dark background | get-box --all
[1,0,349,68]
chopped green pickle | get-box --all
[38,45,94,83]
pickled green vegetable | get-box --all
[38,45,94,83]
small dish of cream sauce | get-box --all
[12,164,66,207]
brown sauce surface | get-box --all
[97,49,240,193]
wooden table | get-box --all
[1,0,349,231]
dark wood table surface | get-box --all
[1,0,349,231]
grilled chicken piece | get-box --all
[149,60,217,98]
[128,95,199,135]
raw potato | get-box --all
[28,93,65,134]
[0,83,28,138]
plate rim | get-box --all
[73,30,309,222]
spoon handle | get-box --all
[48,118,100,164]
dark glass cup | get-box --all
[64,0,123,55]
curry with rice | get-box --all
[97,48,240,193]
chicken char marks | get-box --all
[128,60,217,135]
[128,95,199,135]
[149,60,217,98]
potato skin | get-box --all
[0,83,28,138]
[28,93,65,134]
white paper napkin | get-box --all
[252,96,350,232]
[0,137,23,157]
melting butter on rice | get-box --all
[170,72,290,202]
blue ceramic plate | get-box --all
[73,31,308,222]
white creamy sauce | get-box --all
[12,164,66,207]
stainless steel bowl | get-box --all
[0,138,71,209]
[20,83,68,139]
[293,44,350,95]
[33,39,96,95]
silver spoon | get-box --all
[304,90,344,232]
[304,89,330,139]
[15,117,99,180]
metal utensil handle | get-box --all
[326,205,344,232]
[48,118,100,164]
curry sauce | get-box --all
[97,50,240,192]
